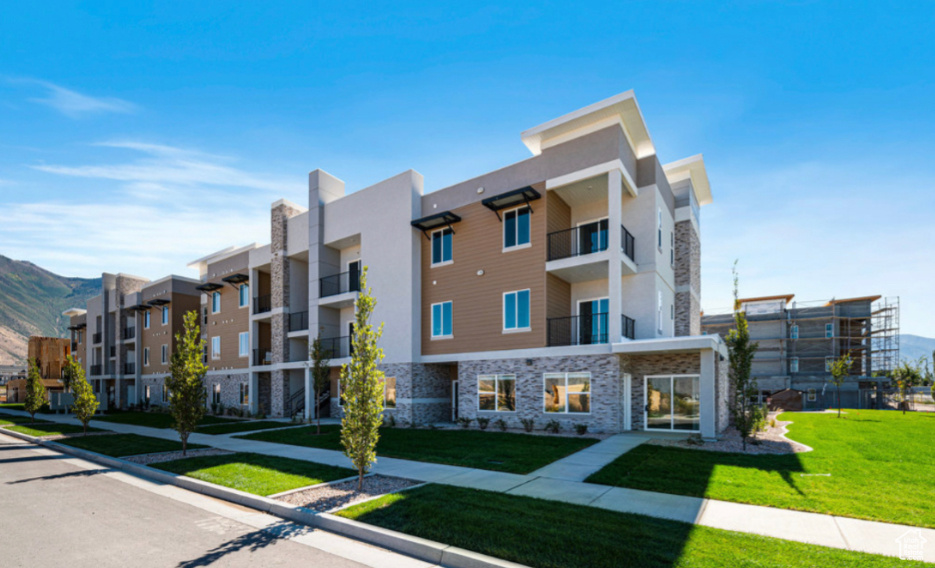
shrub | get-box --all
[769,417,777,429]
[686,433,704,446]
[545,419,561,434]
[386,413,396,427]
[476,417,490,430]
[457,417,473,429]
[520,418,535,432]
[495,418,507,432]
[574,423,588,436]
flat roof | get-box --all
[663,154,713,206]
[827,295,882,305]
[62,308,87,317]
[739,294,795,305]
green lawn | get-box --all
[0,403,25,410]
[586,410,935,528]
[0,413,50,426]
[240,425,598,474]
[6,422,101,437]
[57,433,207,457]
[153,452,354,496]
[196,420,295,436]
[96,411,240,429]
[337,484,918,568]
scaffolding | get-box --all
[701,296,900,378]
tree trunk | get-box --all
[358,469,364,491]
[182,435,188,456]
[837,386,841,418]
[83,422,88,436]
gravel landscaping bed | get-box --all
[123,448,233,465]
[646,416,812,455]
[275,474,421,513]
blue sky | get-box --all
[1,2,933,336]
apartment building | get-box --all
[64,91,730,438]
[4,336,70,403]
[701,294,900,401]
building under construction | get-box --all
[701,295,900,403]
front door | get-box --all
[577,219,609,255]
[578,298,609,344]
[644,375,700,431]
[348,260,361,292]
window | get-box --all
[211,336,220,360]
[77,330,82,343]
[825,323,834,338]
[431,228,453,265]
[670,304,675,321]
[544,372,591,413]
[503,290,531,332]
[807,388,817,402]
[144,311,150,329]
[478,375,516,411]
[240,383,249,405]
[790,325,799,339]
[657,208,663,249]
[384,376,397,409]
[657,291,664,333]
[202,307,208,325]
[161,344,168,364]
[212,292,221,314]
[431,301,453,338]
[144,385,151,402]
[670,232,675,266]
[503,207,531,249]
[143,347,150,367]
[825,356,834,372]
[239,332,249,357]
[348,260,361,293]
[212,383,221,405]
[161,306,169,325]
[790,357,799,373]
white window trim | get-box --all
[239,284,249,309]
[657,208,663,251]
[383,376,397,409]
[643,374,701,432]
[502,205,532,252]
[240,383,249,405]
[825,323,834,338]
[543,372,592,414]
[212,292,221,314]
[238,332,249,358]
[503,289,532,333]
[430,227,454,267]
[143,347,150,367]
[790,357,799,373]
[477,374,517,412]
[807,388,817,402]
[144,311,150,329]
[430,301,453,340]
[161,306,169,326]
[211,336,221,360]
[161,344,168,364]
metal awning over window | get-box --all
[481,186,541,220]
[128,304,151,312]
[221,273,249,286]
[410,211,462,240]
[147,298,170,307]
[196,282,223,293]
[67,324,86,330]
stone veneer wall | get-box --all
[269,202,302,417]
[674,220,701,336]
[205,372,250,411]
[715,355,730,433]
[457,355,621,433]
[258,373,272,416]
[621,352,701,431]
[329,363,453,426]
[140,375,168,405]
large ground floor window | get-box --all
[544,372,591,413]
[645,375,700,431]
[478,375,516,411]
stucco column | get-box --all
[700,349,717,440]
[304,364,313,420]
[607,169,623,342]
[249,372,259,415]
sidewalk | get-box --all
[6,408,934,562]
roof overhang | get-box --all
[663,154,712,206]
[827,295,882,306]
[739,294,795,305]
[520,90,655,159]
[410,211,462,240]
[481,186,541,220]
[62,308,87,317]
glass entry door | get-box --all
[578,298,608,344]
[644,375,700,431]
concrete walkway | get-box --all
[528,432,651,481]
[6,409,934,562]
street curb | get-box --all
[0,427,529,568]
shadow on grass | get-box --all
[175,520,309,568]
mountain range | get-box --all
[0,255,101,365]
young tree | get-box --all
[62,354,80,393]
[165,310,208,455]
[24,358,47,423]
[891,360,924,415]
[69,358,99,435]
[308,331,331,436]
[828,353,852,418]
[724,262,759,452]
[339,267,386,490]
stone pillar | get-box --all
[674,220,701,336]
[270,200,303,417]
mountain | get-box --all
[901,334,935,365]
[0,255,101,365]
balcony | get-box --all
[90,364,102,376]
[545,221,637,283]
[253,348,272,366]
[253,294,272,315]
[319,271,361,308]
[321,336,353,360]
[622,314,636,340]
[621,225,635,263]
[289,311,309,332]
[124,362,136,375]
[93,332,102,344]
[109,346,116,358]
[548,313,609,347]
[548,220,609,261]
[122,326,136,340]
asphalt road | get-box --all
[0,433,408,568]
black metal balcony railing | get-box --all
[254,348,272,366]
[289,311,309,332]
[124,362,136,375]
[547,220,609,262]
[253,294,272,314]
[621,224,635,262]
[90,364,102,376]
[92,332,102,344]
[321,336,353,359]
[320,271,361,298]
[547,313,609,346]
[109,345,116,358]
[622,314,636,340]
[122,326,136,340]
